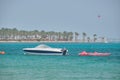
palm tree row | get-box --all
[82,32,106,42]
[0,28,75,41]
[0,28,106,42]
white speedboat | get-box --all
[23,44,68,55]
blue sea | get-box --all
[0,42,120,80]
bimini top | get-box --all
[35,44,51,48]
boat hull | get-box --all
[23,50,64,55]
[23,48,67,55]
[24,52,63,55]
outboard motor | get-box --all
[62,48,67,55]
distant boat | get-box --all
[0,51,5,54]
[79,51,110,56]
[23,44,68,55]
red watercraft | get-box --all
[79,51,110,56]
[0,51,5,55]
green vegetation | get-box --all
[0,28,107,42]
[0,28,74,41]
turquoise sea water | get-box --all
[0,42,120,80]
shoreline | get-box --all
[0,40,109,43]
[0,41,79,43]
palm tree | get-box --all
[75,32,79,41]
[56,32,59,41]
[63,31,67,41]
[12,28,18,40]
[100,37,106,42]
[47,31,51,41]
[40,30,47,41]
[69,32,73,41]
[82,32,87,42]
[51,31,55,41]
[33,30,39,39]
[1,28,6,40]
[87,37,90,42]
[93,34,97,42]
[57,32,62,41]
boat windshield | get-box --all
[35,44,51,48]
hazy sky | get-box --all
[0,0,120,38]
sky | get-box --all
[0,0,120,39]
